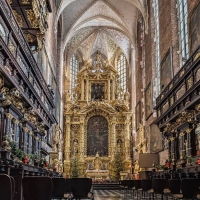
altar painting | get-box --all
[91,84,105,101]
[87,115,108,156]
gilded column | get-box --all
[108,79,110,100]
[110,116,116,160]
[124,114,131,160]
[79,114,85,162]
[64,115,71,161]
[112,80,115,100]
[81,78,84,101]
[86,79,89,102]
[64,115,71,176]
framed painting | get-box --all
[87,115,108,156]
[189,1,200,54]
[91,83,105,101]
[160,48,173,91]
[135,101,141,131]
[150,124,163,153]
[145,81,152,119]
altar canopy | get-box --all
[64,52,132,177]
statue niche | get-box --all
[87,115,108,157]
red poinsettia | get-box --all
[198,158,200,165]
[165,160,171,169]
[23,155,29,164]
[45,162,49,167]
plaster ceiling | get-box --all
[56,0,146,63]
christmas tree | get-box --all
[111,152,124,181]
[70,157,80,178]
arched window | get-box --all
[117,53,127,91]
[70,54,79,93]
[178,0,189,66]
[153,0,160,96]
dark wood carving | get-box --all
[87,115,108,156]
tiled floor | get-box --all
[93,190,133,200]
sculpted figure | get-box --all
[53,125,60,152]
[124,90,130,102]
[134,160,140,173]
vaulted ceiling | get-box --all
[55,0,147,64]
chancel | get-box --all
[0,0,200,199]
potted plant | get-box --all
[29,153,39,167]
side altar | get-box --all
[63,52,132,179]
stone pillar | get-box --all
[108,79,110,100]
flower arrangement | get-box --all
[3,136,25,162]
[44,159,49,168]
[156,160,172,171]
[165,160,172,169]
[23,155,29,164]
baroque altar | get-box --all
[63,52,132,178]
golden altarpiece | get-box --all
[64,53,132,179]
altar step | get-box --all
[92,183,120,190]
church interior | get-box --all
[1,0,200,199]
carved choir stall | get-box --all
[154,45,200,170]
[0,1,63,200]
[64,52,132,179]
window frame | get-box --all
[117,53,127,91]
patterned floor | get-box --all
[93,190,133,200]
